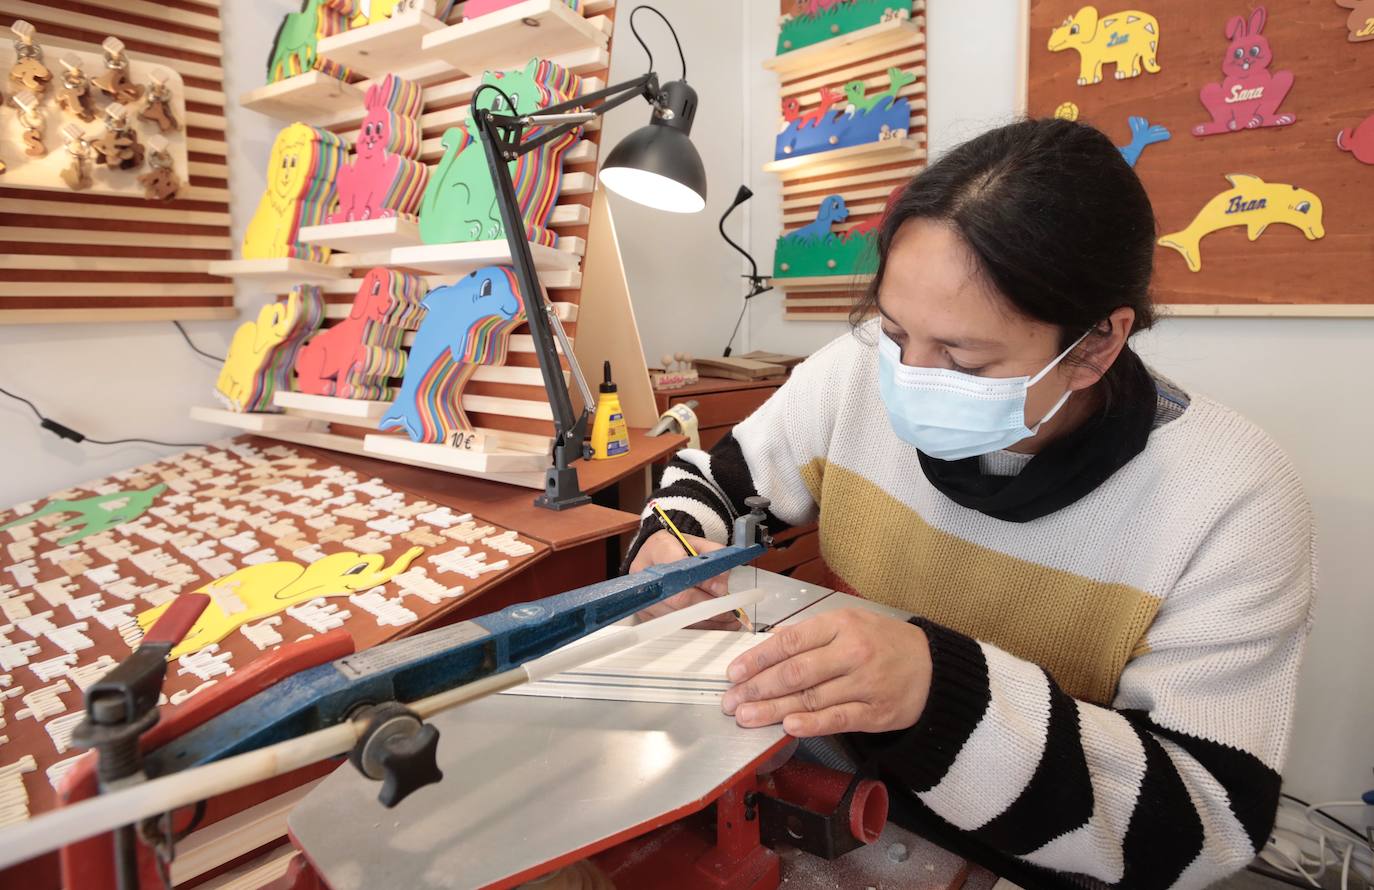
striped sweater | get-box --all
[631,324,1314,890]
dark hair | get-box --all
[853,118,1157,404]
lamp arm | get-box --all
[473,108,590,509]
[718,211,761,284]
[487,73,660,159]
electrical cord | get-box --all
[629,5,686,81]
[171,320,224,362]
[0,385,206,449]
[1283,793,1370,843]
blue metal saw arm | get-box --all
[144,541,766,778]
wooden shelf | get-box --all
[363,434,549,488]
[316,6,448,80]
[298,217,422,253]
[390,240,581,276]
[189,406,324,433]
[773,274,873,292]
[273,391,392,426]
[207,258,353,286]
[239,72,364,125]
[421,0,610,76]
[762,137,926,178]
[765,16,925,79]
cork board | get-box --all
[0,0,234,324]
[0,439,545,819]
[1026,0,1374,315]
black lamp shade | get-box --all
[599,80,707,214]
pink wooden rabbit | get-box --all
[329,74,427,222]
[1193,7,1295,136]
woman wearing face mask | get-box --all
[627,119,1313,890]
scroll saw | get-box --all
[0,497,946,889]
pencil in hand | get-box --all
[651,501,754,632]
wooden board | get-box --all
[0,441,547,819]
[0,1,232,322]
[1026,0,1374,310]
[767,1,928,320]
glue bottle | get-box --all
[590,360,630,460]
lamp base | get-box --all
[534,464,592,511]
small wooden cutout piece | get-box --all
[139,67,178,133]
[1192,7,1295,136]
[60,123,93,191]
[14,89,46,158]
[92,102,144,170]
[92,37,144,105]
[57,54,95,122]
[9,20,51,99]
[1335,0,1374,42]
[1046,7,1162,86]
[138,134,181,200]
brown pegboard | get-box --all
[0,0,235,324]
[1027,0,1374,313]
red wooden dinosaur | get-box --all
[798,85,844,129]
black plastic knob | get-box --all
[349,703,444,808]
[378,723,443,808]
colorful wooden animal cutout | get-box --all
[92,37,143,106]
[773,195,879,278]
[9,20,51,100]
[56,54,95,122]
[329,74,428,223]
[775,68,912,160]
[1193,7,1295,136]
[1158,174,1323,272]
[1337,113,1374,164]
[777,0,913,54]
[464,0,580,17]
[1047,7,1161,86]
[294,267,427,399]
[243,122,347,261]
[1118,115,1170,166]
[0,485,166,546]
[419,57,581,246]
[379,266,526,443]
[268,0,352,84]
[136,547,423,657]
[216,285,326,411]
[1336,0,1374,42]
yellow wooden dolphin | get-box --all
[1158,174,1324,272]
[137,546,423,657]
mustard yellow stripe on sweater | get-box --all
[801,459,1161,706]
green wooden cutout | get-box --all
[777,0,913,55]
[1,484,167,545]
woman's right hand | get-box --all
[628,529,738,629]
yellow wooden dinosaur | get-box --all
[137,546,423,657]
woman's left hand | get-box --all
[722,609,933,738]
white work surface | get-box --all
[287,568,910,890]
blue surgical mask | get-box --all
[877,328,1091,461]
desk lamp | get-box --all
[472,4,705,510]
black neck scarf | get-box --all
[916,351,1158,523]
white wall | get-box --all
[0,1,294,508]
[619,0,1372,802]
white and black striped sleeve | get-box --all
[626,342,841,562]
[853,459,1314,890]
